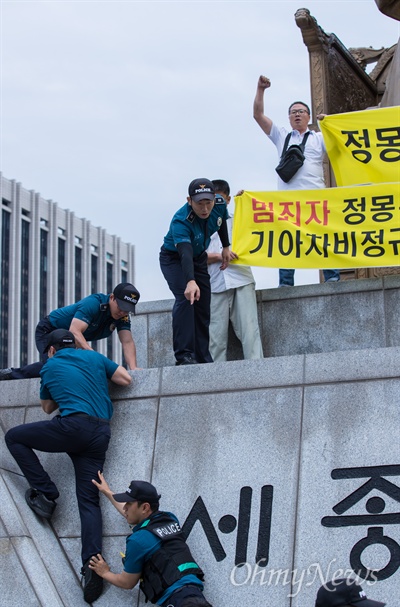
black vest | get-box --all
[134,512,204,603]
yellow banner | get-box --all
[319,107,400,186]
[232,184,400,269]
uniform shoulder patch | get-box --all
[186,210,195,223]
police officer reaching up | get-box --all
[160,178,230,365]
[90,473,213,607]
[0,282,140,380]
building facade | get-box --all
[0,173,135,368]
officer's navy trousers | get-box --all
[160,248,213,364]
[5,414,110,565]
[7,317,54,379]
[166,584,210,607]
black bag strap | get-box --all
[281,130,311,156]
[299,130,311,151]
[281,133,292,155]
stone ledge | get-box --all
[1,347,399,406]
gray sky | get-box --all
[2,0,399,301]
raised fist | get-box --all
[258,75,271,89]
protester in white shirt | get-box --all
[253,75,340,286]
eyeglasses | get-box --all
[289,109,309,115]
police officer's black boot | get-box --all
[25,488,57,520]
[175,355,198,365]
[0,368,13,380]
[81,557,103,603]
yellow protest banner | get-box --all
[232,184,400,269]
[319,106,400,186]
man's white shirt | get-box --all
[207,216,255,293]
[268,123,326,191]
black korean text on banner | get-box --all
[232,183,400,269]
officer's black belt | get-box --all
[160,246,179,259]
[66,413,110,424]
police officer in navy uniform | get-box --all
[4,329,132,603]
[160,178,230,365]
[89,473,213,607]
[0,282,140,380]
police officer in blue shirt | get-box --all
[89,474,213,607]
[5,329,132,604]
[160,178,230,365]
[0,282,140,380]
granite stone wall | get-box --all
[0,278,399,606]
[131,275,400,367]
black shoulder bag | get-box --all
[275,131,311,183]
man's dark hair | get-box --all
[288,101,310,115]
[137,500,160,513]
[212,179,230,196]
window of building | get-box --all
[91,254,98,294]
[0,210,10,366]
[20,219,30,365]
[121,268,128,283]
[106,261,114,360]
[39,229,48,318]
[75,246,82,301]
[106,262,113,294]
[58,238,66,308]
[107,335,113,360]
[40,218,48,227]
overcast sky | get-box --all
[2,0,399,301]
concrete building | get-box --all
[0,173,135,368]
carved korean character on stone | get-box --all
[182,485,273,567]
[321,464,400,581]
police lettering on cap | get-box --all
[45,329,76,352]
[315,578,386,607]
[113,283,140,313]
[188,178,215,203]
[113,480,161,504]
